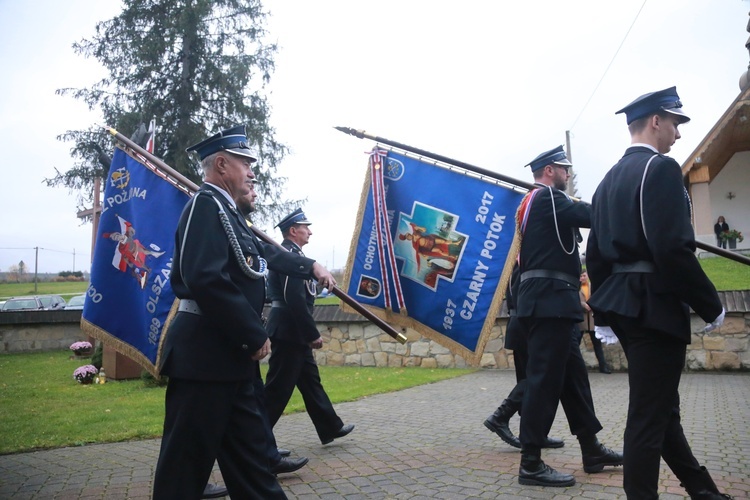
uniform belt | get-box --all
[178,299,202,315]
[612,261,656,273]
[520,269,579,287]
[271,300,287,308]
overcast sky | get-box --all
[0,0,748,274]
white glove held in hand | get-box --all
[704,308,726,333]
[594,326,619,345]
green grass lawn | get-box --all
[0,254,746,302]
[698,255,750,291]
[0,350,474,455]
[0,256,745,454]
[0,281,88,301]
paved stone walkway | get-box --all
[1,371,748,499]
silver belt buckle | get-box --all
[178,299,202,315]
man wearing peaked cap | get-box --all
[275,208,312,232]
[526,145,573,172]
[487,147,571,446]
[587,88,729,499]
[185,124,258,161]
[512,145,623,487]
[615,86,691,125]
[264,208,355,446]
[154,125,337,499]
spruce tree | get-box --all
[49,0,293,223]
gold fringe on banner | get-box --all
[81,317,156,378]
[340,146,524,366]
[154,298,180,379]
[80,297,180,380]
[341,162,372,311]
[80,143,192,380]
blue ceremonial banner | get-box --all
[343,148,525,363]
[82,146,190,376]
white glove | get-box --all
[594,326,619,345]
[704,308,726,333]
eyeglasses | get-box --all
[552,164,571,173]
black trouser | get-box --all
[264,339,343,441]
[502,315,528,410]
[519,317,602,450]
[506,328,528,410]
[506,379,526,411]
[581,329,609,371]
[253,363,282,466]
[154,377,286,499]
[606,314,704,500]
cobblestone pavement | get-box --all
[1,371,748,499]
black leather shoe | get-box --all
[321,423,355,444]
[201,483,228,498]
[518,461,576,487]
[681,465,734,499]
[582,443,623,473]
[484,416,521,448]
[542,436,565,449]
[483,418,564,449]
[687,490,733,499]
[271,456,309,475]
[599,366,612,374]
[277,448,291,457]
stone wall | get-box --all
[2,295,748,372]
[312,311,749,371]
[688,313,749,370]
[0,310,87,354]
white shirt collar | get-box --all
[204,182,237,210]
[631,143,658,153]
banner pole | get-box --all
[103,125,200,192]
[103,125,407,343]
[334,126,750,266]
[334,126,537,191]
[694,241,750,265]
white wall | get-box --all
[705,151,750,250]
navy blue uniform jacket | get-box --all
[516,184,590,322]
[160,186,315,381]
[586,146,722,342]
[265,239,320,344]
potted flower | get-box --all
[73,364,98,385]
[70,341,93,358]
[720,229,744,249]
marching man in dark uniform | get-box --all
[515,145,622,487]
[484,264,564,450]
[264,208,355,445]
[153,125,336,499]
[234,191,311,477]
[586,87,729,499]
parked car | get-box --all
[64,294,86,310]
[38,294,67,310]
[1,296,45,312]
